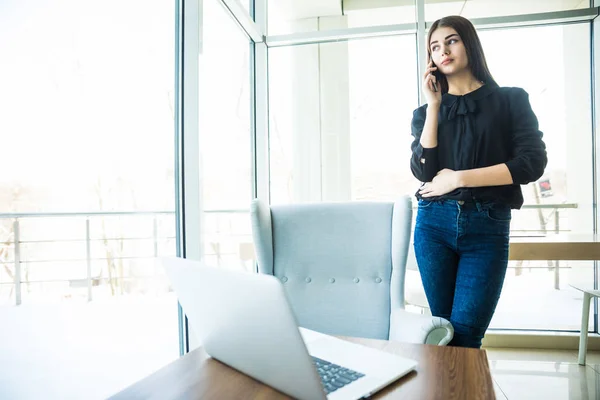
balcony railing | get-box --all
[514,202,578,236]
[0,209,252,306]
[0,203,581,306]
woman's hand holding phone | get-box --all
[423,60,442,106]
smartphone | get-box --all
[430,60,439,92]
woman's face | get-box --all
[429,26,468,76]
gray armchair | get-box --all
[250,196,453,345]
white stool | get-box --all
[572,285,600,365]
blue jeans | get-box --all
[414,199,511,348]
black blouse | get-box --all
[410,83,548,209]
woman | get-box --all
[410,16,547,348]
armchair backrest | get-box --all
[250,197,412,340]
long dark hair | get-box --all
[427,16,496,94]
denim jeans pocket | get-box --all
[486,206,512,222]
[417,199,434,208]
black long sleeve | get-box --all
[504,88,548,185]
[408,83,548,209]
[410,106,440,183]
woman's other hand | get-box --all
[419,169,461,197]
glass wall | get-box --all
[189,0,599,340]
[479,23,593,330]
[269,35,419,204]
[0,0,178,398]
[266,11,596,331]
[200,0,254,271]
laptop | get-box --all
[161,257,417,400]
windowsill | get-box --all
[483,330,600,350]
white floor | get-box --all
[486,348,600,399]
[2,297,600,400]
[0,297,179,400]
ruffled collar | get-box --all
[441,82,498,120]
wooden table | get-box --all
[508,233,600,289]
[110,336,495,400]
[509,234,600,365]
[509,234,600,261]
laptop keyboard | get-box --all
[311,356,365,395]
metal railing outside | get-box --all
[0,209,251,306]
[515,203,579,289]
[0,204,582,306]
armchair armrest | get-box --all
[388,308,453,346]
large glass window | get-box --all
[268,35,419,204]
[200,0,254,271]
[0,0,178,398]
[268,20,594,332]
[478,23,593,331]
